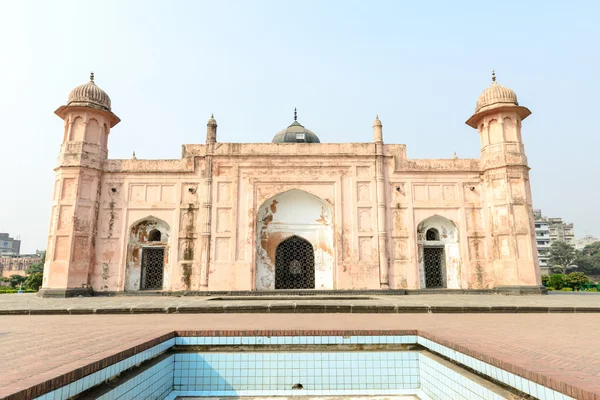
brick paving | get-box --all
[1,292,600,314]
[0,314,598,399]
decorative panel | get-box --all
[497,235,511,259]
[465,209,482,231]
[146,185,161,202]
[80,177,95,201]
[510,178,524,200]
[130,185,145,202]
[428,186,442,201]
[359,237,373,261]
[216,208,231,233]
[74,205,92,232]
[358,208,372,232]
[442,185,456,201]
[392,209,406,233]
[161,185,175,203]
[71,237,89,262]
[492,179,506,200]
[54,236,70,261]
[393,239,408,261]
[516,234,530,259]
[513,205,529,231]
[356,166,370,177]
[413,185,427,201]
[215,238,230,262]
[468,239,484,260]
[57,206,73,230]
[217,182,232,203]
[357,182,371,202]
[61,178,76,200]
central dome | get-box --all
[272,109,320,143]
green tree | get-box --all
[549,241,577,275]
[565,272,590,291]
[541,275,550,287]
[574,242,600,276]
[26,262,43,275]
[548,274,566,290]
[24,272,43,291]
[8,274,26,289]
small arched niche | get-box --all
[125,216,170,292]
[417,215,461,289]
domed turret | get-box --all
[466,70,530,128]
[66,72,112,112]
[272,108,321,143]
[474,70,518,113]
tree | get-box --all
[548,274,566,290]
[8,274,26,289]
[549,241,577,275]
[574,242,600,276]
[24,272,43,291]
[565,272,590,291]
[26,262,43,275]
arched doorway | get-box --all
[275,236,315,289]
[126,217,170,291]
[417,215,461,289]
[256,189,334,290]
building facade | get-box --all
[575,235,600,250]
[41,72,543,296]
[0,233,21,256]
[0,254,42,278]
[533,209,576,275]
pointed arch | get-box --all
[417,214,461,289]
[256,189,334,290]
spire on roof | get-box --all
[294,107,297,121]
[90,71,95,82]
[492,69,496,83]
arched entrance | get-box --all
[417,215,461,289]
[256,189,334,290]
[126,217,170,291]
[275,236,315,289]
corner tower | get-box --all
[466,71,542,292]
[41,73,120,297]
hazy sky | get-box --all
[1,0,599,253]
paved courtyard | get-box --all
[1,292,600,314]
[0,312,599,399]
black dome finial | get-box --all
[294,107,297,121]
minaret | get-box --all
[40,73,120,297]
[373,115,389,288]
[200,114,216,287]
[466,71,542,292]
[206,113,217,144]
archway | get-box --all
[256,189,334,290]
[125,217,170,291]
[275,236,315,289]
[417,215,461,289]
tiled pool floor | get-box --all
[175,397,420,399]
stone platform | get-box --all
[1,292,599,315]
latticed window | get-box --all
[141,248,164,289]
[275,236,315,289]
[424,247,445,288]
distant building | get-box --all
[533,209,575,275]
[576,235,600,250]
[0,254,42,278]
[0,233,21,256]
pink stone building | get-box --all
[41,72,543,296]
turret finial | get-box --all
[90,71,94,82]
[211,113,214,119]
[453,151,458,160]
[294,107,297,121]
[491,69,496,83]
[131,151,137,160]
